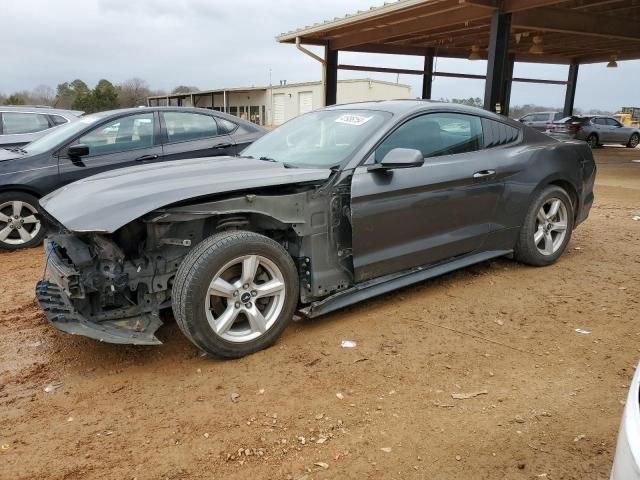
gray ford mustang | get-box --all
[36,101,596,358]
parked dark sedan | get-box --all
[0,107,265,250]
[36,101,595,358]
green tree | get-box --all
[171,85,199,94]
[56,79,90,109]
[4,94,26,105]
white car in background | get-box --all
[611,363,640,479]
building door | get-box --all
[298,91,313,115]
[273,94,285,126]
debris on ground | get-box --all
[43,383,62,393]
[381,447,392,453]
[575,328,591,335]
[340,340,357,348]
[230,392,240,403]
[314,462,329,469]
[451,390,488,400]
[336,392,344,400]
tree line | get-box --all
[0,79,200,113]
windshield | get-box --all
[241,109,390,168]
[22,112,110,156]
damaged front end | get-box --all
[36,228,176,345]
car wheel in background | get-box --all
[172,230,299,358]
[627,133,640,148]
[514,185,574,267]
[586,133,599,149]
[0,192,45,250]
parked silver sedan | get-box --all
[0,106,83,148]
[610,363,640,479]
[547,115,640,149]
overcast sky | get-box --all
[3,0,639,111]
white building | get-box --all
[147,79,411,127]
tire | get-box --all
[0,191,45,251]
[586,133,599,149]
[627,133,640,149]
[514,186,574,267]
[172,230,299,358]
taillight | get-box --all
[567,123,581,133]
[546,123,554,130]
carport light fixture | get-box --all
[468,45,482,61]
[529,36,544,55]
[607,55,618,68]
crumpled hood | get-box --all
[40,156,330,233]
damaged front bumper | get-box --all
[35,240,164,345]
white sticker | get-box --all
[335,114,372,126]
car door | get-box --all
[57,111,162,185]
[591,117,612,141]
[350,112,503,283]
[160,111,236,160]
[606,118,629,142]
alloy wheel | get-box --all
[630,134,639,148]
[205,254,286,343]
[0,200,41,246]
[534,198,568,256]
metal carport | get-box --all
[277,0,640,117]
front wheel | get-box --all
[172,231,299,358]
[627,133,639,148]
[514,186,574,267]
[0,192,45,250]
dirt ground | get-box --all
[1,148,639,480]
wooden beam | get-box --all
[458,0,498,9]
[340,43,429,56]
[513,7,640,41]
[338,64,424,75]
[503,0,570,12]
[330,5,491,50]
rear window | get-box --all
[50,115,68,126]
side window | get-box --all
[2,112,50,134]
[606,118,621,127]
[482,118,520,148]
[553,112,564,121]
[531,113,549,122]
[520,114,532,122]
[216,118,238,134]
[50,115,68,126]
[375,113,483,162]
[163,112,218,143]
[593,118,606,126]
[77,113,154,156]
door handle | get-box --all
[215,143,233,149]
[135,154,159,162]
[473,170,496,178]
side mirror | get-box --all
[67,144,90,158]
[369,148,424,172]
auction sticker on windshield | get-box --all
[335,114,372,126]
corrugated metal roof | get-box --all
[276,0,436,42]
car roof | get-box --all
[88,106,264,129]
[324,99,512,122]
[0,105,84,116]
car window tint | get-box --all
[77,113,154,156]
[376,113,483,162]
[2,112,50,134]
[593,118,606,125]
[164,112,218,143]
[50,115,68,126]
[531,113,549,122]
[553,112,564,121]
[606,118,621,127]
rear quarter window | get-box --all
[482,118,520,148]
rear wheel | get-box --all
[172,231,299,358]
[0,192,45,250]
[586,133,599,149]
[514,186,574,267]
[627,133,639,148]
